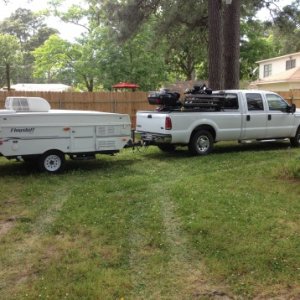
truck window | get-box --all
[223,94,239,109]
[266,94,289,111]
[246,93,264,111]
[214,93,239,110]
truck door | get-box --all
[265,93,294,138]
[241,93,267,139]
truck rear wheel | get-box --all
[290,128,300,147]
[189,130,213,155]
[39,151,65,173]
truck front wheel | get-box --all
[39,151,65,173]
[290,128,300,147]
[189,130,213,155]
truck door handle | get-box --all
[268,114,272,121]
[246,115,250,121]
[147,114,152,118]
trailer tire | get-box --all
[290,127,300,147]
[39,151,65,173]
[188,129,213,155]
[157,144,176,153]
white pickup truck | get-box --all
[136,90,300,155]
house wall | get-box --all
[255,82,300,92]
[258,53,300,79]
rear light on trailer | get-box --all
[0,140,3,145]
[165,116,172,130]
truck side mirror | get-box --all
[288,103,296,114]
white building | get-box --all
[6,84,72,92]
[250,52,300,91]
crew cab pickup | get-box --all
[136,90,300,155]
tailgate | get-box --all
[136,111,169,134]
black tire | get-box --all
[38,151,65,173]
[188,130,213,155]
[290,127,300,147]
[157,144,176,153]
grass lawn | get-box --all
[0,141,300,299]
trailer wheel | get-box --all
[157,144,176,153]
[290,127,300,147]
[188,130,213,155]
[39,151,65,173]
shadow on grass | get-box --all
[0,141,296,177]
[143,140,293,160]
[0,155,141,177]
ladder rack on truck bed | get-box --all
[148,88,238,112]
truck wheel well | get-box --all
[190,125,216,142]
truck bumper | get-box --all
[138,132,172,144]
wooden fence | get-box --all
[0,91,152,128]
[1,90,300,128]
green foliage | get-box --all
[0,34,22,88]
[270,1,300,54]
[0,34,21,64]
[92,23,168,90]
[0,8,58,83]
[32,20,168,91]
[240,20,280,80]
[32,35,71,82]
[2,1,300,89]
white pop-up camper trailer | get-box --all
[0,97,132,173]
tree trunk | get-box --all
[83,75,94,92]
[223,0,240,89]
[5,63,11,91]
[208,0,223,90]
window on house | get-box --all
[286,59,296,70]
[263,64,272,77]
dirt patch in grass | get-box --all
[254,284,300,299]
[277,164,300,183]
[0,217,16,238]
[161,199,234,300]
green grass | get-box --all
[0,141,300,299]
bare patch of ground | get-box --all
[0,217,16,238]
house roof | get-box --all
[256,51,300,64]
[8,84,71,92]
[254,67,300,85]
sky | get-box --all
[255,0,296,20]
[0,0,296,42]
[0,0,87,41]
